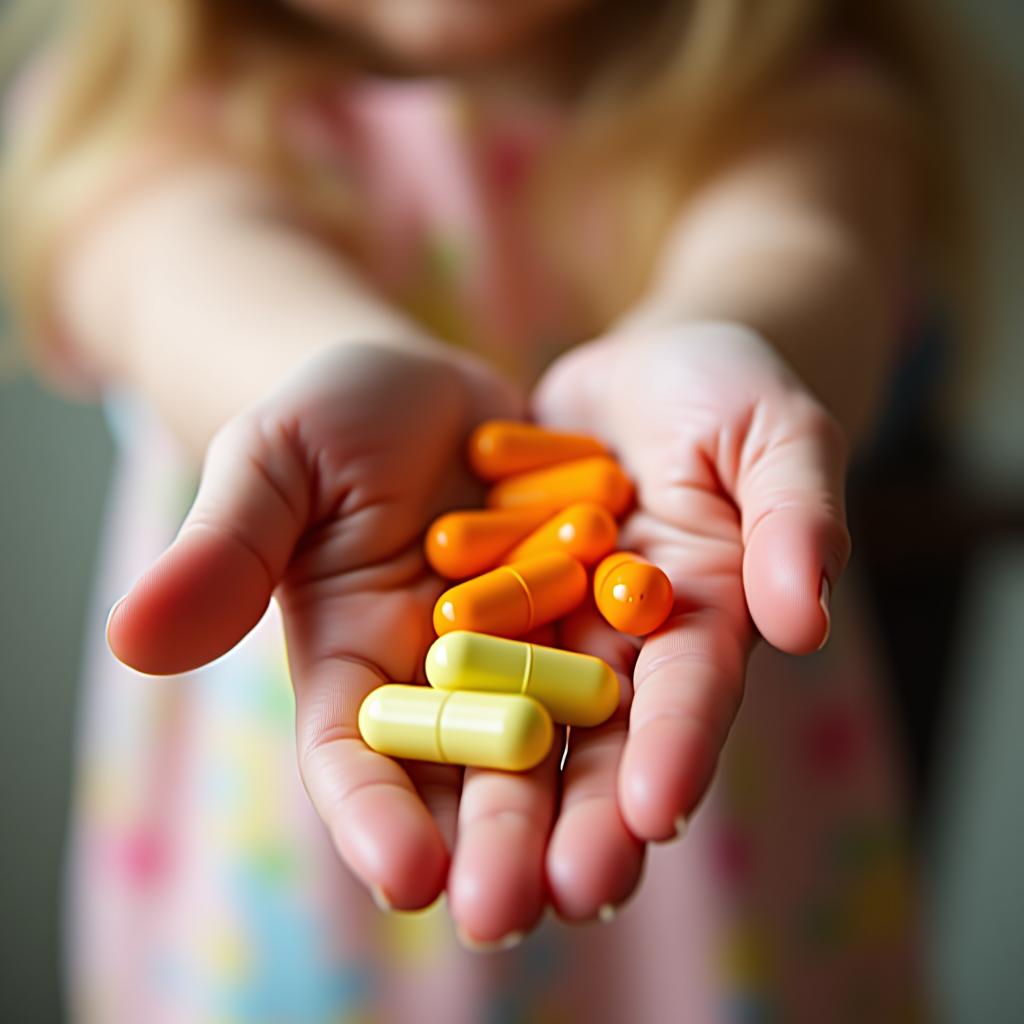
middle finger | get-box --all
[546,605,645,922]
[447,744,561,949]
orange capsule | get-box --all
[504,502,618,566]
[594,552,674,636]
[425,507,551,579]
[468,420,607,481]
[433,552,587,638]
[486,456,634,518]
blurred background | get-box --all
[1,1,1021,1021]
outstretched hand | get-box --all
[533,322,851,878]
[108,324,852,946]
[106,343,571,946]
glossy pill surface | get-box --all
[594,552,674,636]
[433,551,587,638]
[425,507,550,579]
[504,501,618,566]
[359,685,553,771]
[426,631,619,727]
[486,456,634,517]
[468,420,607,481]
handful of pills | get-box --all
[358,421,674,772]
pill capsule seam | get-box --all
[434,691,448,762]
[502,564,535,632]
[520,641,533,696]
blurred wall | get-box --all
[0,376,112,1022]
[925,3,1024,1023]
[0,1,1021,1022]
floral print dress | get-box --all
[66,78,922,1023]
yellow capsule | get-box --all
[433,551,587,638]
[594,551,674,636]
[486,456,634,517]
[468,420,607,481]
[504,502,618,566]
[358,684,553,771]
[426,631,619,727]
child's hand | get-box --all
[532,322,851,913]
[106,344,580,937]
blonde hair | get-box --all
[0,0,994,370]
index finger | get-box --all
[620,606,751,840]
[614,500,753,842]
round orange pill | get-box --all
[468,420,607,481]
[504,502,618,566]
[433,551,587,638]
[486,456,634,518]
[594,552,674,636]
[425,507,551,579]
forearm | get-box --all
[621,216,901,440]
[54,158,439,455]
[616,84,918,442]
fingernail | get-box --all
[105,596,126,647]
[817,577,831,651]
[456,926,524,953]
[675,815,689,840]
[597,904,617,924]
[369,885,392,912]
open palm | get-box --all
[529,322,851,917]
[108,326,851,946]
[105,343,575,945]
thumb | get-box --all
[107,414,309,675]
[738,399,851,656]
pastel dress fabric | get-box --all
[66,79,923,1023]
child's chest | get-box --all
[301,80,606,386]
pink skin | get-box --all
[531,321,849,913]
[107,343,550,933]
[107,322,849,945]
